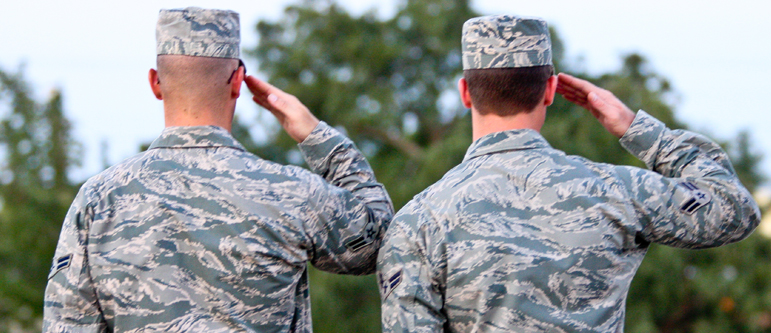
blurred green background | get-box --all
[1,0,770,332]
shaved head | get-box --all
[156,55,240,114]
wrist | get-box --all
[294,118,320,143]
[619,110,666,168]
[613,108,636,138]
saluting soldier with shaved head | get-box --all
[377,15,760,332]
[43,7,392,332]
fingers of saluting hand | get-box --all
[556,73,635,137]
[557,73,610,111]
[557,73,599,94]
[557,88,590,110]
[556,74,590,101]
[557,87,588,107]
[245,75,307,116]
[245,76,279,110]
[243,75,319,143]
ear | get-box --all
[148,69,162,100]
[543,75,558,107]
[458,77,472,108]
[230,67,244,99]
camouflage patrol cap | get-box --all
[462,15,552,70]
[156,7,240,59]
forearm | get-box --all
[621,111,733,178]
[299,121,393,219]
[300,122,394,274]
[620,111,760,247]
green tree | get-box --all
[728,130,766,193]
[0,65,80,332]
[625,128,770,332]
[249,0,477,209]
[245,1,770,332]
[246,1,479,331]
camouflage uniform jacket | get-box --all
[378,111,760,332]
[44,122,393,333]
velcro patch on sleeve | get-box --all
[345,219,379,252]
[48,254,73,280]
[678,181,711,215]
[379,269,403,299]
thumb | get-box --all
[267,94,285,111]
[587,92,606,111]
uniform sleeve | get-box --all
[297,121,394,274]
[43,185,108,333]
[377,203,446,333]
[617,110,761,248]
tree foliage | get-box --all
[245,0,770,332]
[248,0,476,210]
[0,66,81,332]
[0,0,766,332]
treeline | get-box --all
[0,67,80,332]
[1,0,769,332]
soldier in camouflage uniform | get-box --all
[43,7,393,332]
[377,15,760,332]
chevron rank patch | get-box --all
[48,254,73,280]
[345,219,379,252]
[678,181,711,215]
[379,269,403,299]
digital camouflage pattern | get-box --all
[156,7,240,59]
[44,123,393,332]
[461,15,552,70]
[378,111,760,332]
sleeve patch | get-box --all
[345,219,378,252]
[379,269,403,299]
[48,254,73,280]
[678,181,711,215]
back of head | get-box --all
[461,15,554,116]
[155,7,241,109]
[156,55,237,104]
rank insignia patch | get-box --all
[345,219,378,252]
[679,181,711,215]
[379,269,403,299]
[48,254,73,279]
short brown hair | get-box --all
[464,65,554,116]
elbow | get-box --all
[705,189,762,247]
[344,252,379,275]
[729,194,762,242]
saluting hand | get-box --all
[245,75,320,143]
[556,73,636,138]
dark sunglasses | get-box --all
[227,59,247,84]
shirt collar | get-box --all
[149,126,246,151]
[463,129,551,162]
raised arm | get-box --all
[557,72,761,248]
[245,76,394,274]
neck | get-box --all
[471,106,546,141]
[163,100,235,132]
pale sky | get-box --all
[1,0,769,188]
